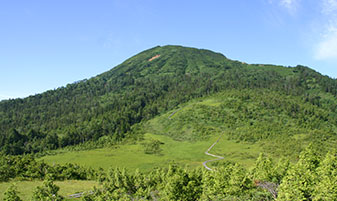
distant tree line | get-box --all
[0,154,98,182]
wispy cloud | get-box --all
[314,0,337,61]
[315,25,337,60]
[280,0,298,13]
[267,0,300,15]
[322,0,337,15]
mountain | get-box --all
[0,45,337,155]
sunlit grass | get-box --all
[0,180,99,201]
[41,132,261,171]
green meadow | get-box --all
[40,133,261,171]
[0,180,99,200]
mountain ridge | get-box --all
[1,45,335,103]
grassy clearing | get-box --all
[40,133,261,171]
[209,135,260,167]
[0,180,98,200]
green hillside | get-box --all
[40,89,336,171]
[1,45,337,156]
[1,45,337,200]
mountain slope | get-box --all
[0,45,337,155]
[40,88,336,171]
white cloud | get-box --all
[315,26,337,60]
[314,0,337,60]
[322,0,337,15]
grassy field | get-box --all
[0,180,99,200]
[40,132,261,171]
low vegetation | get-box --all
[2,146,336,200]
[0,180,99,200]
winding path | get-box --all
[168,109,224,171]
[202,134,224,171]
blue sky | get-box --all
[1,0,337,100]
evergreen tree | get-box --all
[273,157,290,184]
[277,144,320,200]
[312,152,337,200]
[32,175,64,201]
[3,184,22,201]
[250,153,275,182]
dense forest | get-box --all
[0,45,337,155]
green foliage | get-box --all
[162,166,203,200]
[146,89,336,159]
[202,163,253,200]
[277,145,321,200]
[250,153,275,182]
[143,138,164,154]
[3,184,22,201]
[0,180,99,201]
[0,145,336,200]
[0,154,96,182]
[77,145,336,201]
[312,151,337,200]
[32,175,64,201]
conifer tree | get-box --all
[3,184,22,201]
[250,153,274,182]
[32,175,64,201]
[312,152,337,200]
[277,144,320,200]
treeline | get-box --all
[2,145,336,200]
[0,129,58,155]
[0,127,107,155]
[0,154,98,182]
[1,46,337,154]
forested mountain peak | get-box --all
[0,45,337,155]
[99,45,229,80]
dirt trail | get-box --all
[168,108,224,171]
[168,108,181,119]
[203,135,224,171]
